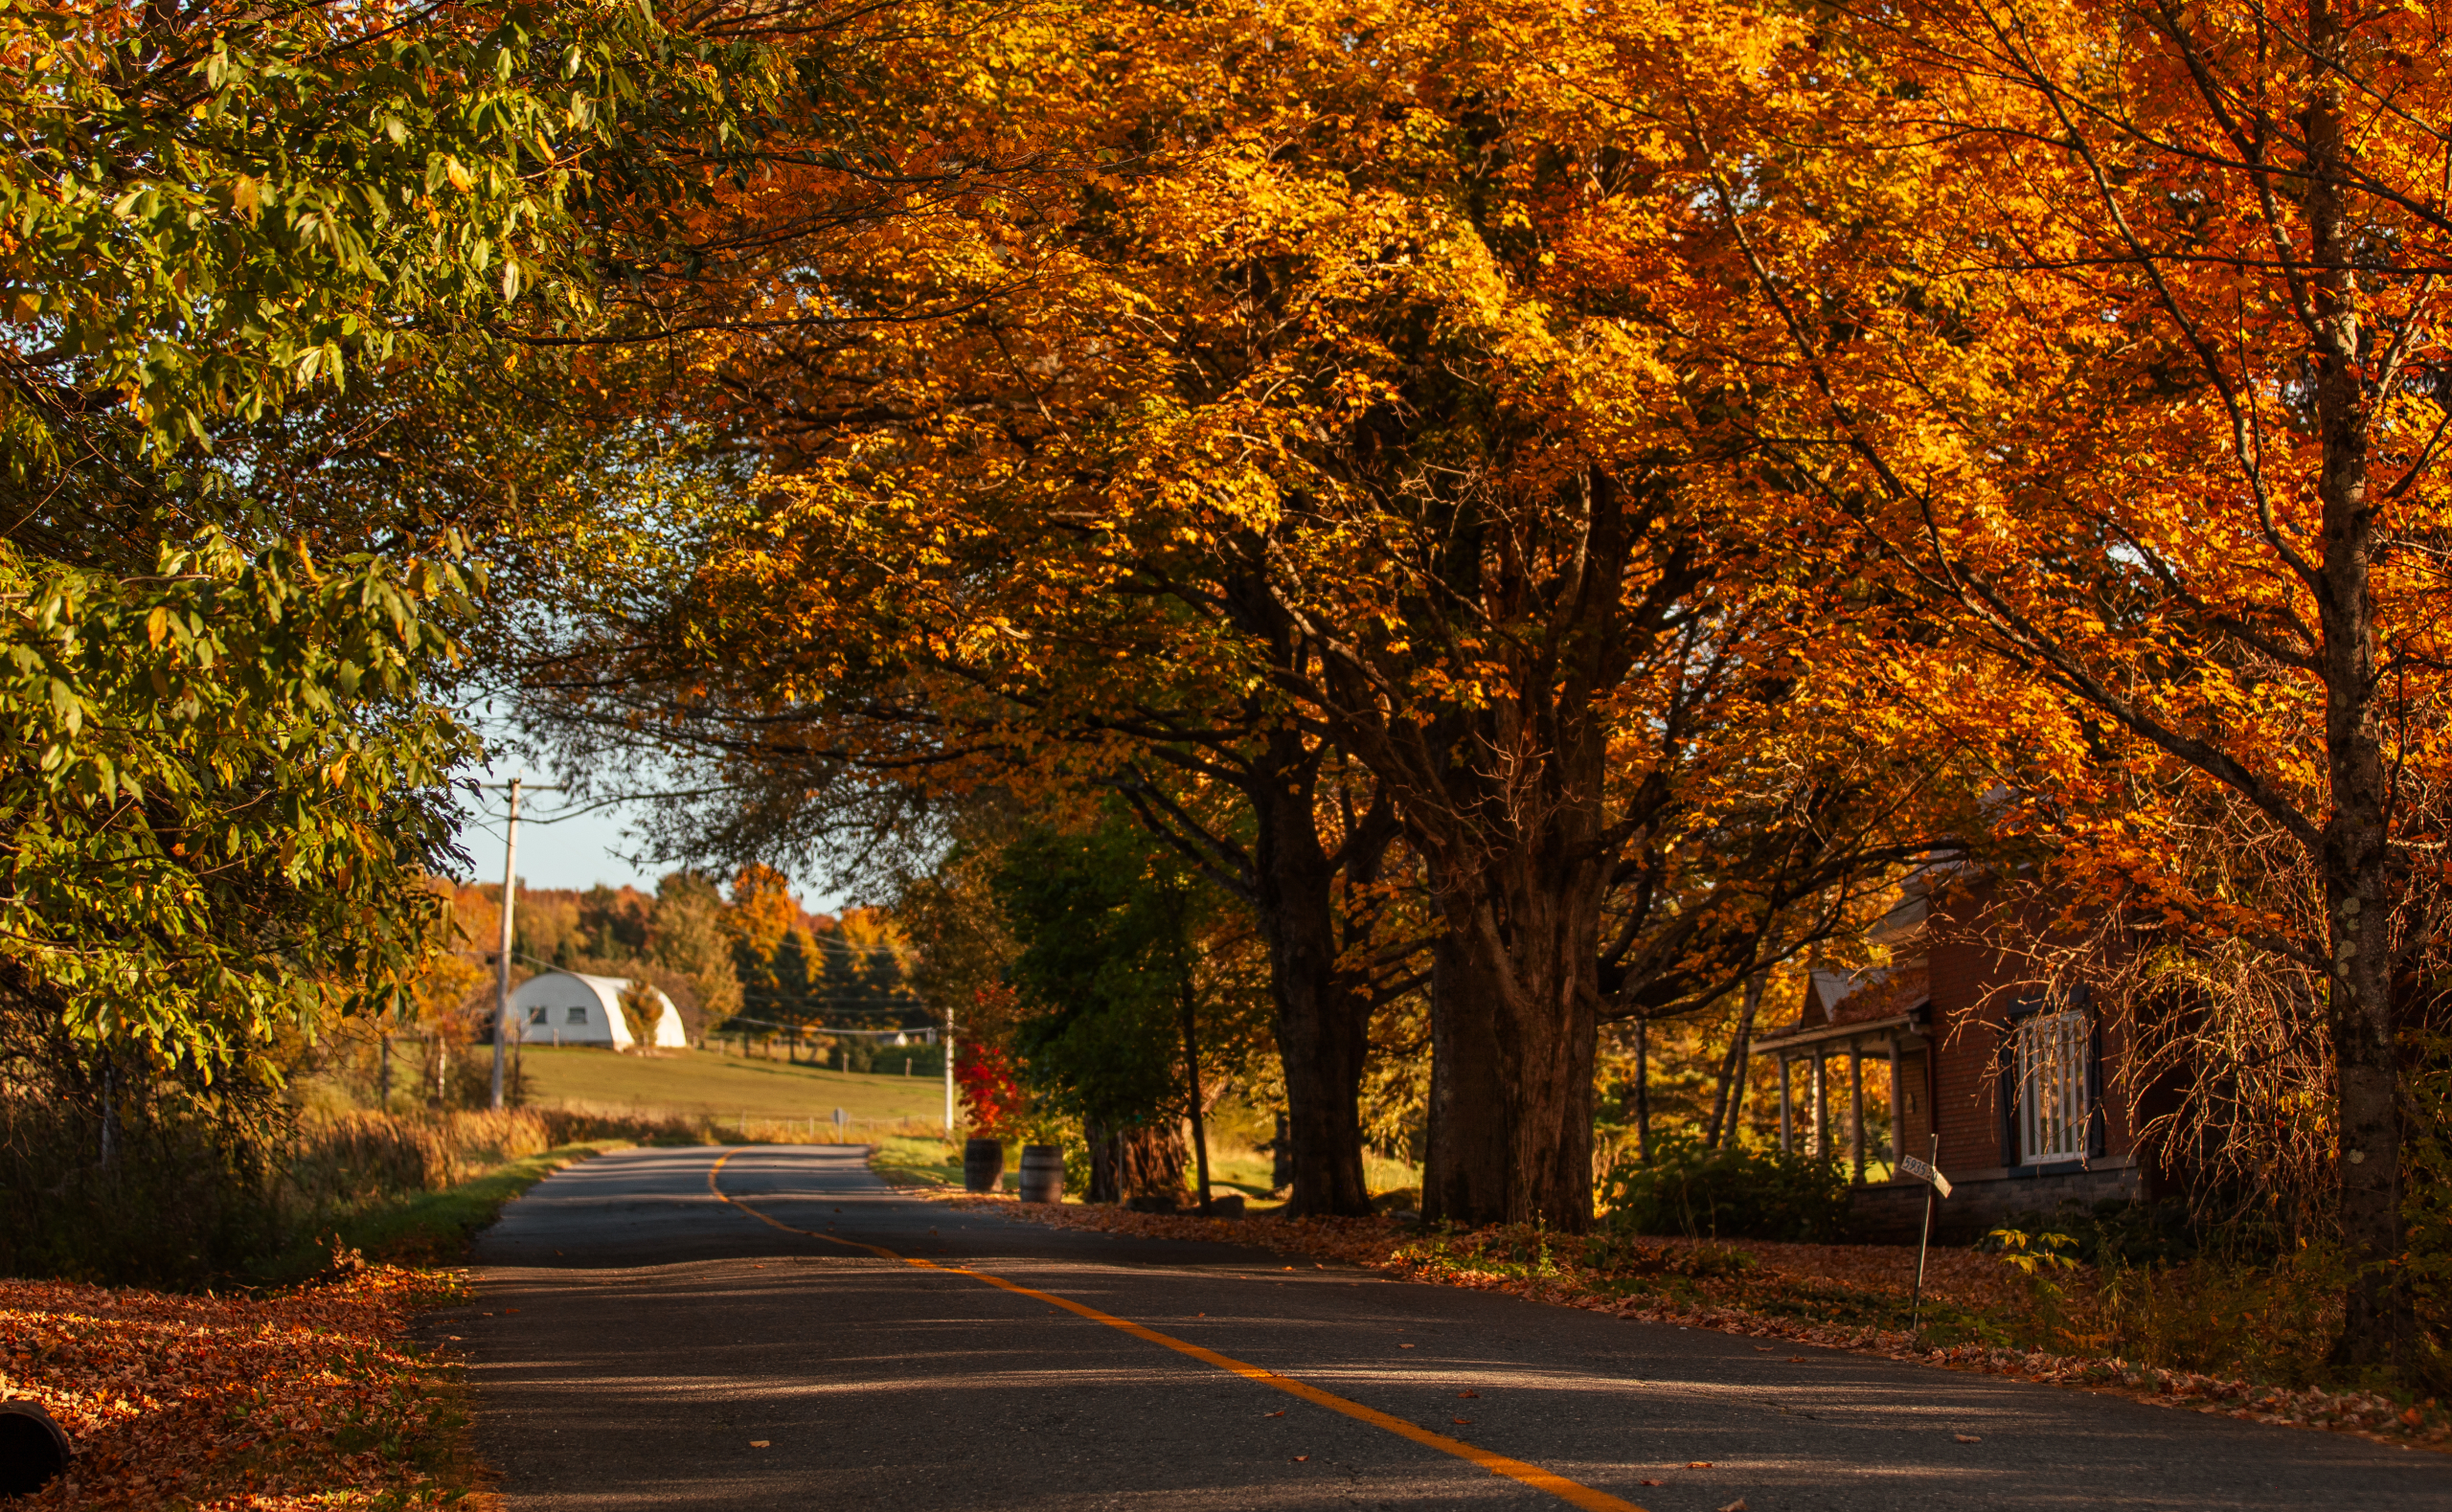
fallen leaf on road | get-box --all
[1754,1345,1772,1351]
[1954,1434,1982,1444]
[1457,1390,1479,1398]
[1452,1417,1473,1426]
[504,1308,520,1314]
[1399,1343,1417,1348]
[1293,1455,1308,1462]
[1687,1460,1714,1469]
[1640,1479,1664,1487]
[750,1440,770,1449]
[1265,1410,1285,1417]
[1785,1356,1805,1364]
[1717,1500,1748,1512]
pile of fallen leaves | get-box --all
[951,1194,2449,1452]
[0,1259,484,1509]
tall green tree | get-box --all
[994,814,1262,1203]
[0,0,791,1169]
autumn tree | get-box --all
[993,811,1274,1204]
[519,0,1996,1233]
[1656,0,2452,1368]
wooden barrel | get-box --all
[1017,1143,1065,1204]
[963,1138,1005,1193]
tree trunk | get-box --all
[2304,0,2412,1370]
[1178,943,1213,1215]
[1633,1017,1652,1163]
[1419,839,1605,1230]
[1403,474,1655,1233]
[1089,1121,1188,1203]
[1422,930,1512,1225]
[1705,974,1765,1150]
[1246,733,1375,1217]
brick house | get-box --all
[1753,875,2151,1241]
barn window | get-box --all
[528,1006,548,1025]
[2016,1010,2089,1163]
[567,1005,588,1025]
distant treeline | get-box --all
[426,865,925,1046]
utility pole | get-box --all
[942,1003,956,1135]
[490,778,521,1112]
[479,778,560,1112]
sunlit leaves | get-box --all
[0,531,477,1070]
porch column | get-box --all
[1886,1034,1903,1165]
[1808,1052,1827,1158]
[1778,1055,1793,1153]
[1849,1039,1867,1185]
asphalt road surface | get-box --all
[439,1145,2450,1509]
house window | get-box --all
[567,1005,588,1025]
[2017,1010,2089,1163]
[527,1006,548,1025]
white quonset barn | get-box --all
[506,971,689,1049]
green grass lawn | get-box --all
[515,1045,953,1128]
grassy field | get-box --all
[514,1044,952,1128]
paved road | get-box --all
[437,1145,2449,1509]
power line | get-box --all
[719,1015,938,1040]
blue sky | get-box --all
[454,773,669,894]
[450,739,849,911]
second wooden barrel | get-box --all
[963,1138,1005,1193]
[1017,1143,1064,1204]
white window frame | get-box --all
[2016,1009,2089,1164]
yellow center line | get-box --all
[706,1150,1646,1512]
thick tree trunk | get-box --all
[1244,471,1679,1235]
[1422,930,1513,1224]
[1408,472,1653,1232]
[1419,837,1605,1230]
[1246,736,1374,1217]
[1489,885,1602,1231]
[2304,2,2414,1373]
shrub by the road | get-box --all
[1600,1140,1852,1243]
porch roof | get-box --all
[1753,1004,1928,1054]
